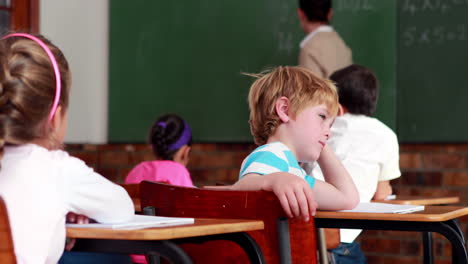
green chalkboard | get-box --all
[333,0,468,142]
[108,0,303,142]
[110,0,466,143]
[397,1,468,142]
[333,0,397,130]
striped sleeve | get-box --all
[240,151,289,178]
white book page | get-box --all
[66,215,195,230]
[338,202,425,214]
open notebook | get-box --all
[338,202,425,214]
[66,215,195,230]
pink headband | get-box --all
[2,33,62,121]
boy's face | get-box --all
[288,104,334,162]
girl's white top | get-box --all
[0,144,134,264]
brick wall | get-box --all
[358,144,468,264]
[66,142,468,264]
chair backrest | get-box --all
[139,181,317,264]
[120,183,141,213]
[0,196,16,264]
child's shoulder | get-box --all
[338,114,398,141]
[304,30,342,49]
[242,142,292,169]
[5,144,70,161]
[251,141,289,154]
[3,144,90,174]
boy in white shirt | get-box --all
[210,66,359,221]
[309,64,401,263]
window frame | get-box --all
[0,0,39,33]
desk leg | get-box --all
[317,228,329,264]
[315,219,468,264]
[446,219,465,242]
[422,232,433,264]
[174,232,265,264]
[277,217,292,264]
[439,220,467,264]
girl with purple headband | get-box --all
[0,33,133,263]
[125,113,194,264]
[125,113,194,187]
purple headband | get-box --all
[168,120,192,151]
[2,33,62,121]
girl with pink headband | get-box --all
[0,33,133,263]
[125,113,194,264]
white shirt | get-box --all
[0,144,134,264]
[310,114,401,243]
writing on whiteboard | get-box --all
[402,24,467,46]
[401,0,468,15]
[335,0,375,12]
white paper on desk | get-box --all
[338,202,425,214]
[66,215,195,230]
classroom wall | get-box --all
[40,0,108,143]
[65,142,468,263]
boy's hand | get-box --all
[265,172,317,221]
[65,212,89,251]
[203,173,317,221]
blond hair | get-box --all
[0,34,71,159]
[247,66,338,145]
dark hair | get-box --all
[149,114,192,160]
[298,0,332,23]
[0,33,71,159]
[330,64,378,116]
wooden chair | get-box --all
[0,196,16,264]
[120,183,141,213]
[139,181,317,264]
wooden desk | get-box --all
[68,218,265,264]
[315,206,468,264]
[377,195,460,264]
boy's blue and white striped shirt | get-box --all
[239,142,316,188]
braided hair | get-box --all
[149,114,192,160]
[0,33,70,161]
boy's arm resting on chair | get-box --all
[231,146,360,220]
[232,172,317,221]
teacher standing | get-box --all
[297,0,352,78]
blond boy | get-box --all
[227,66,359,221]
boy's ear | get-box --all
[297,8,305,20]
[297,8,308,25]
[338,104,344,116]
[275,96,290,122]
[338,104,349,116]
[327,8,333,22]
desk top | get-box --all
[67,218,264,240]
[315,206,468,222]
[377,196,460,205]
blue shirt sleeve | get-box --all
[304,175,316,188]
[240,151,289,178]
